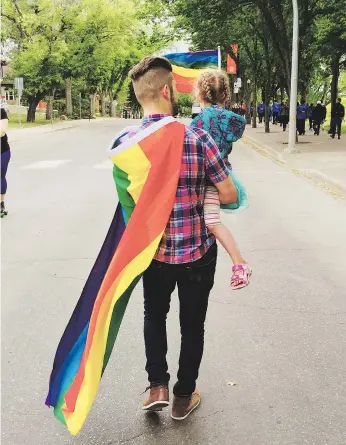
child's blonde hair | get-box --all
[196,70,231,106]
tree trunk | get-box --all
[330,54,340,121]
[252,77,257,128]
[27,94,43,123]
[264,79,270,133]
[89,93,96,117]
[66,77,73,116]
[109,92,114,117]
[101,91,106,116]
[46,91,54,120]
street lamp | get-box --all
[286,0,299,153]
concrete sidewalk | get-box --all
[243,123,346,198]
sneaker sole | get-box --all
[142,401,169,411]
[171,398,201,420]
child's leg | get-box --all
[209,224,246,265]
[204,186,246,265]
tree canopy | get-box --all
[1,0,172,121]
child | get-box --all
[191,69,251,289]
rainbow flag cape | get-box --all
[46,116,185,435]
[164,50,218,93]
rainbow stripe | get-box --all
[46,117,185,435]
[164,50,218,93]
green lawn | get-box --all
[8,112,56,129]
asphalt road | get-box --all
[2,118,346,445]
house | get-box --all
[0,57,16,104]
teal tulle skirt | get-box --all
[221,170,249,213]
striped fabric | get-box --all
[45,117,185,435]
[204,185,221,226]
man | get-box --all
[330,98,345,140]
[280,100,289,132]
[272,100,280,125]
[308,102,314,130]
[258,102,265,123]
[296,99,308,135]
[124,57,237,420]
[312,100,324,136]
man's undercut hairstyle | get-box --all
[129,56,174,104]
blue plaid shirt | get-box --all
[125,115,229,263]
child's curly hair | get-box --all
[196,70,231,107]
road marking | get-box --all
[93,160,113,169]
[22,160,72,169]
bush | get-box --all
[71,97,92,119]
[53,99,66,116]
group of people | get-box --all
[251,98,344,139]
[231,101,247,116]
[252,101,290,131]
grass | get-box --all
[8,112,57,129]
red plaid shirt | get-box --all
[124,114,229,264]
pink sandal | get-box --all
[231,264,252,290]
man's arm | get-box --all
[202,132,238,204]
[215,176,238,204]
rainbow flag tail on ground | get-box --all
[164,50,218,93]
[45,116,185,435]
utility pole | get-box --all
[286,0,299,153]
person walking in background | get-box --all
[267,102,273,124]
[321,102,327,123]
[257,102,265,123]
[1,107,11,217]
[280,100,289,132]
[330,98,344,140]
[272,100,280,125]
[308,102,314,130]
[296,99,309,135]
[312,100,324,136]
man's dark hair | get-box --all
[129,56,174,105]
[129,56,172,81]
[338,98,342,103]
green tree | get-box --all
[315,0,346,115]
[2,0,68,121]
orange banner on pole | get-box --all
[227,44,238,75]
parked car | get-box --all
[191,102,201,119]
[0,98,9,112]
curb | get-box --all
[292,169,346,199]
[243,134,286,166]
[243,134,346,200]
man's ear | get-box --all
[161,84,170,100]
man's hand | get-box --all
[215,175,238,204]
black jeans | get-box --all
[331,117,342,138]
[297,119,306,135]
[143,243,217,397]
[313,120,321,135]
[258,113,264,123]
